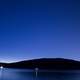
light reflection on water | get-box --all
[0,68,80,80]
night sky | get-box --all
[0,0,80,62]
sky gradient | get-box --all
[0,0,80,62]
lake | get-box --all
[0,68,80,80]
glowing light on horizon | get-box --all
[0,66,3,69]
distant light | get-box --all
[0,66,3,69]
[35,67,39,71]
[35,68,39,77]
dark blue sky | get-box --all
[0,0,80,62]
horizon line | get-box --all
[0,57,80,63]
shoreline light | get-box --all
[0,66,3,69]
[35,67,39,77]
[35,67,39,71]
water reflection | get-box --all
[0,68,4,80]
[0,68,80,80]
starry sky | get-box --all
[0,0,80,62]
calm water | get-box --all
[0,68,80,80]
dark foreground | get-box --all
[0,68,80,80]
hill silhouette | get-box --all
[0,58,80,70]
